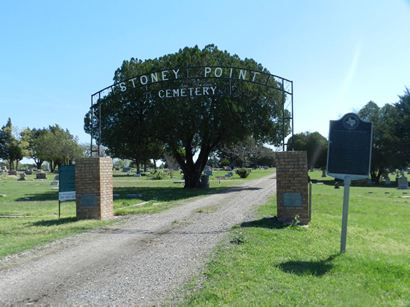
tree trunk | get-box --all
[135,159,140,173]
[183,145,211,188]
[375,169,383,184]
[170,139,214,189]
[50,161,55,172]
[55,162,62,172]
[370,171,377,183]
[183,169,202,188]
[34,159,43,169]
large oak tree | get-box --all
[85,45,289,188]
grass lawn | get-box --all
[182,171,410,306]
[0,168,273,259]
[112,168,272,215]
[0,174,111,259]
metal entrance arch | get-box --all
[89,66,294,156]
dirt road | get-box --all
[0,175,276,306]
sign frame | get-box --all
[89,65,294,156]
[58,165,76,218]
[326,113,373,180]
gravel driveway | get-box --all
[0,174,276,306]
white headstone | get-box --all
[397,176,408,189]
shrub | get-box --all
[151,170,165,180]
[220,159,230,167]
[236,168,251,178]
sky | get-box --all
[1,0,409,146]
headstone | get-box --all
[36,172,47,180]
[18,173,26,181]
[397,175,408,189]
[54,174,59,181]
[25,169,33,175]
[126,193,142,198]
[383,175,391,185]
[204,166,213,176]
[8,170,17,176]
[200,175,210,188]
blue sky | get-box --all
[1,0,409,145]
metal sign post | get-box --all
[340,176,351,253]
[326,113,373,254]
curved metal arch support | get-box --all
[89,66,294,156]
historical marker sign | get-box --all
[327,113,373,180]
[59,165,76,201]
[326,113,373,253]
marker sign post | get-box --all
[58,165,76,219]
[326,113,372,253]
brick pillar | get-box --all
[276,151,310,225]
[75,157,113,220]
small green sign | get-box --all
[59,165,75,194]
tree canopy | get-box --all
[23,125,83,171]
[216,136,276,168]
[358,89,410,182]
[358,101,398,182]
[287,131,328,169]
[85,45,289,187]
[394,88,410,165]
[0,120,83,172]
[0,118,22,170]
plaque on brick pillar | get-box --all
[75,157,113,220]
[276,151,310,225]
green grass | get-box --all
[0,168,274,259]
[182,171,410,306]
[0,173,112,258]
[111,168,273,215]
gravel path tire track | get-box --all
[0,174,276,306]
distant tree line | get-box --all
[358,88,410,182]
[215,136,276,168]
[287,88,410,183]
[0,118,83,171]
[2,85,408,182]
[287,131,328,170]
